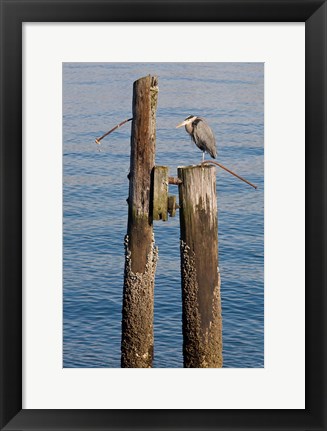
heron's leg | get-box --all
[202,152,205,162]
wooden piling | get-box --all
[121,75,159,368]
[178,165,223,368]
[153,166,169,221]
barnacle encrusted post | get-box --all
[178,165,222,367]
[121,75,159,368]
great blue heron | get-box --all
[176,115,217,162]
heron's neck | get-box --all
[185,122,193,135]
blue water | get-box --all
[63,63,264,368]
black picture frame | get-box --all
[0,1,326,430]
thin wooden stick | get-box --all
[201,160,257,190]
[95,117,133,145]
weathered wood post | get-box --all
[153,166,169,221]
[178,165,223,367]
[121,75,159,368]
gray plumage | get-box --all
[176,115,217,161]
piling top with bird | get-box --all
[176,114,257,189]
[176,115,217,162]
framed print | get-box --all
[0,1,326,430]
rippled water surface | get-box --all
[63,63,264,368]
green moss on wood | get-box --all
[153,166,169,221]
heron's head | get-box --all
[176,115,197,128]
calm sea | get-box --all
[63,62,264,368]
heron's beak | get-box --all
[176,120,187,128]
